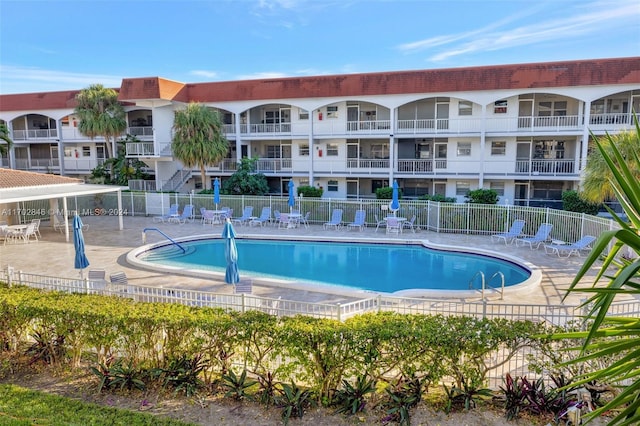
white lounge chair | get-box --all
[515,223,554,249]
[374,214,386,233]
[347,210,366,231]
[323,209,343,230]
[544,235,597,257]
[491,219,526,245]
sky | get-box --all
[1,0,639,95]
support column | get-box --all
[580,101,591,186]
[234,112,242,162]
[56,119,65,176]
[478,104,487,188]
[8,121,16,169]
[117,190,124,230]
[388,107,396,183]
[308,110,315,186]
[63,197,70,242]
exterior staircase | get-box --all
[161,169,191,192]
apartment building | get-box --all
[1,57,639,207]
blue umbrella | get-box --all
[213,178,221,210]
[390,180,400,215]
[288,180,295,213]
[73,215,90,278]
[222,219,239,284]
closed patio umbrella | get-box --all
[288,180,295,213]
[222,218,239,284]
[73,214,90,278]
[213,177,220,210]
[390,180,400,216]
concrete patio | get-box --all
[0,214,604,307]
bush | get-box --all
[376,186,401,200]
[419,194,456,203]
[561,190,601,215]
[297,185,323,197]
[465,189,498,204]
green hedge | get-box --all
[0,285,549,403]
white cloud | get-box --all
[0,65,123,94]
[397,1,640,62]
[189,70,218,79]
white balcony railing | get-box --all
[126,126,154,138]
[12,129,59,140]
[254,158,292,173]
[514,159,576,175]
[126,142,155,156]
[517,115,580,131]
[14,158,60,170]
[346,159,390,169]
[346,120,391,134]
[128,179,157,191]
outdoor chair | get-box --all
[272,210,281,227]
[323,209,343,230]
[278,213,296,229]
[515,223,554,249]
[202,210,216,225]
[31,218,42,238]
[374,214,386,233]
[386,217,401,234]
[300,211,311,228]
[250,207,271,227]
[88,269,107,289]
[177,204,195,224]
[233,206,254,226]
[347,210,366,231]
[491,219,526,245]
[199,207,207,223]
[109,271,129,293]
[234,280,252,294]
[544,235,597,257]
[153,203,179,223]
[403,215,417,233]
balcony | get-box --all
[396,118,482,135]
[346,159,390,169]
[12,129,58,141]
[514,159,575,175]
[126,142,155,156]
[241,123,292,135]
[589,113,635,132]
[346,120,391,134]
[396,159,451,175]
[254,158,292,173]
[14,158,60,171]
[517,115,580,131]
[126,126,154,139]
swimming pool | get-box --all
[129,236,537,296]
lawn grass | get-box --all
[0,384,196,426]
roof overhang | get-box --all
[0,183,125,204]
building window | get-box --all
[490,182,505,196]
[457,142,471,156]
[494,100,508,114]
[298,108,309,120]
[372,179,388,193]
[299,144,309,156]
[327,180,338,192]
[326,143,339,156]
[82,146,91,157]
[327,105,338,118]
[456,181,470,196]
[64,147,74,157]
[266,145,281,158]
[491,141,506,155]
[538,101,567,116]
[458,101,473,116]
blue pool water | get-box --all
[139,238,531,293]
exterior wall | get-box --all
[1,58,639,204]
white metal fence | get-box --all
[3,267,640,387]
[17,192,618,246]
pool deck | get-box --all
[0,215,604,307]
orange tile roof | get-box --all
[0,169,82,189]
[1,57,639,111]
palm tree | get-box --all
[74,84,127,159]
[555,118,640,425]
[0,122,13,157]
[171,103,229,190]
[581,124,640,203]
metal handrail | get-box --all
[469,271,504,300]
[486,272,505,300]
[142,227,186,253]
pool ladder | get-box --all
[142,227,186,253]
[469,271,505,300]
